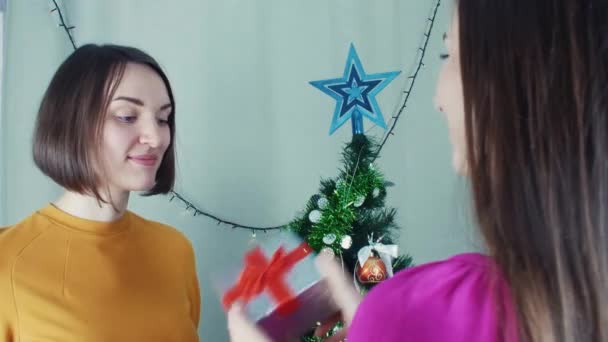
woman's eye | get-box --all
[116,115,136,123]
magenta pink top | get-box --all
[347,253,519,341]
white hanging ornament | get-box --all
[340,235,353,249]
[308,210,322,223]
[354,195,366,207]
[323,233,337,245]
[320,247,335,258]
[248,231,258,245]
[317,196,329,210]
[372,188,381,198]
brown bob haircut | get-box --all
[33,44,176,202]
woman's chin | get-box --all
[452,153,469,176]
[126,180,156,192]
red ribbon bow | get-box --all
[222,242,312,316]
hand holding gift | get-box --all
[227,251,362,342]
[221,232,354,341]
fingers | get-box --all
[227,304,271,342]
[315,252,362,324]
[227,254,361,342]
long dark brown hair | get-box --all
[458,0,608,341]
[33,44,176,203]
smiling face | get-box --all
[98,62,173,195]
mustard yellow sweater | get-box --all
[0,204,200,341]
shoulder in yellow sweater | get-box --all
[0,205,200,342]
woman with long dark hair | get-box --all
[228,0,608,341]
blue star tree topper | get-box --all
[310,44,401,135]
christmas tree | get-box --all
[289,133,412,287]
[290,134,412,341]
[292,44,414,340]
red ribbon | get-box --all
[222,242,312,316]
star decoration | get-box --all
[310,44,401,135]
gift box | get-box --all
[218,231,339,341]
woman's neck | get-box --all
[53,190,130,222]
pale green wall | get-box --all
[1,0,477,340]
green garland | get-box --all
[290,134,412,286]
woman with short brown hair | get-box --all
[0,44,200,341]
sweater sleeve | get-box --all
[347,253,519,342]
[0,310,15,342]
[184,238,201,329]
[0,228,17,342]
[0,283,16,342]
